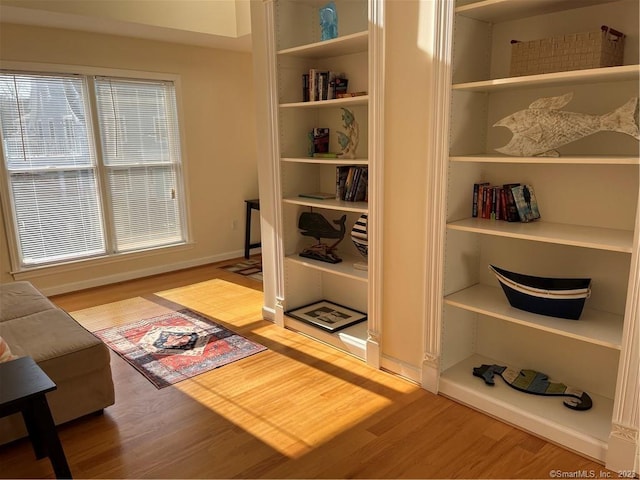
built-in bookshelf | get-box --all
[263,0,383,364]
[426,0,639,471]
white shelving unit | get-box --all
[427,0,639,470]
[263,0,384,364]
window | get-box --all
[0,71,186,269]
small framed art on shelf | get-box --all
[286,300,367,332]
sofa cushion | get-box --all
[0,310,108,382]
[0,281,57,322]
[0,281,115,446]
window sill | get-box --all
[12,242,195,281]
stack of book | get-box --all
[336,166,368,202]
[297,167,368,202]
[472,182,540,222]
[302,70,348,101]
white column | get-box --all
[421,0,454,393]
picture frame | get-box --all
[286,300,367,333]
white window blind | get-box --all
[0,71,187,269]
[0,73,105,265]
[94,78,184,252]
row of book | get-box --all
[336,165,369,202]
[302,70,348,101]
[337,166,368,202]
[473,182,541,223]
[297,166,368,203]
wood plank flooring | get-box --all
[0,257,610,478]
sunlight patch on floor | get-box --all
[171,358,407,457]
[71,277,420,459]
[153,279,420,457]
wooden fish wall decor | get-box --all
[493,93,639,157]
[473,363,593,411]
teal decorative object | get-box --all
[337,108,359,159]
[319,1,338,41]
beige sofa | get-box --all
[0,281,115,445]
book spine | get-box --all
[349,167,362,201]
[344,167,356,201]
[302,74,309,102]
[484,187,492,219]
[321,71,329,100]
[336,166,349,200]
[472,183,480,217]
[499,188,507,221]
[480,185,489,219]
[491,187,497,220]
[503,183,521,222]
[354,167,368,202]
[309,69,317,102]
[327,71,337,100]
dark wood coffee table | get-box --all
[0,356,72,479]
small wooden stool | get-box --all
[244,199,261,259]
[0,356,72,479]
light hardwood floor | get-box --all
[0,257,610,479]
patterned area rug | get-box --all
[94,309,267,388]
[223,259,263,282]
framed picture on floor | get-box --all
[286,300,367,333]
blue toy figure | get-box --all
[319,1,338,40]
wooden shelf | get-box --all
[446,218,634,253]
[283,196,368,213]
[282,157,369,165]
[284,315,367,359]
[278,31,368,58]
[450,154,640,165]
[439,353,613,462]
[444,284,623,349]
[280,95,368,109]
[455,0,619,23]
[452,65,640,92]
[285,253,368,282]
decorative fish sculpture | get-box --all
[473,364,593,411]
[493,93,639,157]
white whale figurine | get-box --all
[493,93,639,157]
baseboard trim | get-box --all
[37,251,246,296]
[262,305,276,322]
[380,355,422,384]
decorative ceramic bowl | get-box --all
[351,214,368,259]
[489,265,591,320]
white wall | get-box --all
[0,23,259,294]
[0,0,250,38]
